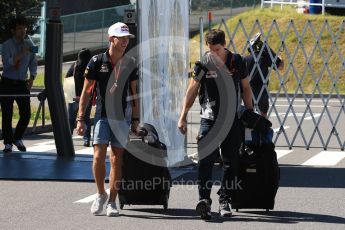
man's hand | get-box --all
[76,120,86,136]
[131,120,140,136]
[26,78,33,90]
[178,118,187,135]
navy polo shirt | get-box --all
[85,50,138,119]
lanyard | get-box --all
[109,57,122,94]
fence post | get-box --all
[73,14,76,53]
[101,10,104,48]
[199,17,204,60]
[45,0,75,157]
[208,11,212,31]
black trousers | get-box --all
[197,117,243,204]
[0,79,31,145]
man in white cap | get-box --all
[76,22,139,217]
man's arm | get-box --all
[178,78,200,135]
[1,41,25,68]
[241,77,254,110]
[76,78,94,135]
[27,53,37,90]
[277,56,284,70]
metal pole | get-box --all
[208,11,212,31]
[199,17,204,60]
[261,0,264,8]
[73,15,76,53]
[40,1,46,58]
[45,0,75,157]
[101,10,104,48]
[322,0,325,15]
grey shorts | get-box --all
[93,117,130,148]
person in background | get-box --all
[0,16,37,153]
[65,48,92,146]
[245,32,284,117]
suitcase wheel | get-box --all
[120,204,124,210]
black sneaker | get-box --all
[3,144,13,153]
[219,201,232,217]
[14,140,26,152]
[196,199,212,221]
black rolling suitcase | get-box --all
[118,123,171,210]
[231,129,280,212]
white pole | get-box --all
[322,0,325,15]
[199,17,204,60]
[261,0,264,8]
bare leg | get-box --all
[108,146,124,202]
[92,144,108,194]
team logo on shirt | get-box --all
[100,64,109,73]
[206,70,218,78]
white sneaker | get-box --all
[90,193,108,215]
[106,202,119,217]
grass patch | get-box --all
[33,73,45,88]
[190,6,345,94]
[33,73,66,88]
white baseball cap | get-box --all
[108,22,135,38]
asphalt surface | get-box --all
[1,96,345,229]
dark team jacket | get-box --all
[245,50,282,90]
[84,50,138,119]
[193,48,248,120]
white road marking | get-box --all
[32,135,85,146]
[302,151,345,166]
[270,113,321,118]
[74,189,110,204]
[305,114,321,120]
[73,167,192,204]
[273,126,290,133]
[75,147,94,155]
[26,145,56,152]
[276,149,293,159]
[274,105,326,108]
[75,147,111,156]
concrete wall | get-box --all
[60,0,130,15]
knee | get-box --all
[109,151,123,166]
[93,147,106,164]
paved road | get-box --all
[1,96,345,229]
[0,166,344,229]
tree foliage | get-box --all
[0,0,43,43]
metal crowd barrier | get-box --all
[0,90,47,133]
